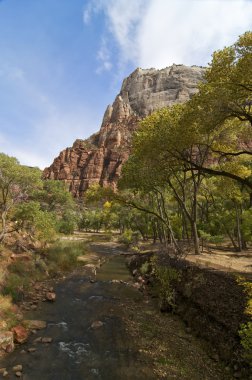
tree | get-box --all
[0,153,42,242]
[120,105,208,254]
[181,32,252,197]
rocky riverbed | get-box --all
[0,240,232,379]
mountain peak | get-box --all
[43,65,205,196]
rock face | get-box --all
[43,65,205,196]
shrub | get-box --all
[3,273,28,302]
[154,265,181,311]
[140,262,150,275]
[118,229,134,246]
[118,229,140,247]
[237,276,252,366]
[239,322,252,365]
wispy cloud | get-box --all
[96,38,113,73]
[0,64,25,81]
[0,63,99,169]
[84,0,252,70]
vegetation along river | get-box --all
[0,240,232,380]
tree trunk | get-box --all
[0,211,7,243]
[192,221,200,255]
[235,204,242,252]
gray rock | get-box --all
[117,65,205,118]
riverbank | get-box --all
[0,233,106,358]
[128,249,252,379]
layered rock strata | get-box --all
[43,65,205,196]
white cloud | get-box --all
[0,65,99,169]
[84,0,252,69]
[96,38,113,73]
[1,106,98,169]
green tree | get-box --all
[181,32,252,197]
[0,153,42,242]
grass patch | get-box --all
[0,294,18,329]
[3,260,44,302]
[45,240,89,275]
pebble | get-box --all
[20,350,26,354]
[91,321,104,329]
[33,337,42,343]
[15,371,22,377]
[12,365,22,372]
[3,370,8,377]
[46,292,56,302]
[27,347,36,353]
[41,337,53,343]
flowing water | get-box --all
[0,240,232,380]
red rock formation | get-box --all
[43,65,205,196]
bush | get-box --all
[118,229,140,247]
[3,273,28,302]
[239,322,252,365]
[140,262,150,275]
[118,229,134,246]
[3,260,45,301]
[237,276,252,365]
[154,264,181,312]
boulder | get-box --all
[12,325,29,344]
[0,331,14,352]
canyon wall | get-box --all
[43,65,205,196]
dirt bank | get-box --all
[128,252,251,379]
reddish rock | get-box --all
[12,325,29,344]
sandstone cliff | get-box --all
[43,65,205,196]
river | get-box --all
[0,239,232,379]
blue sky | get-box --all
[1,0,252,169]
